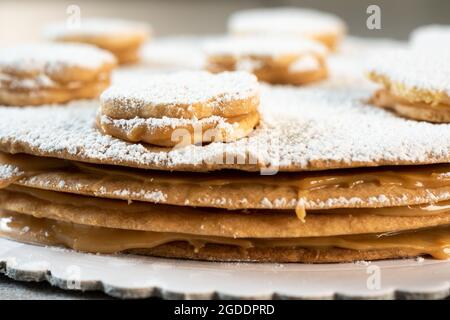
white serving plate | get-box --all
[0,238,449,299]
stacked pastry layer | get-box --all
[1,85,450,263]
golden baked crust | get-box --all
[97,111,260,147]
[129,242,425,263]
[2,186,450,238]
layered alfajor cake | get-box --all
[1,82,450,263]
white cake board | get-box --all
[0,238,449,300]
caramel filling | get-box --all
[373,89,450,112]
[3,152,450,220]
[1,211,449,259]
[208,54,328,86]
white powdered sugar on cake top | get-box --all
[0,43,115,75]
[228,7,345,36]
[410,25,450,48]
[44,18,151,38]
[367,49,450,96]
[100,71,259,110]
[3,85,450,171]
[203,36,327,57]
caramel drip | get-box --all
[295,190,308,222]
[1,211,449,259]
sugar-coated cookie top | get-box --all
[410,24,450,48]
[44,18,151,39]
[4,86,450,171]
[0,43,116,75]
[204,36,328,57]
[367,49,450,96]
[229,7,345,36]
[101,71,259,108]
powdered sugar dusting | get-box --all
[0,73,55,90]
[2,85,450,172]
[204,36,327,57]
[229,7,345,36]
[367,49,450,96]
[100,114,235,132]
[410,25,450,49]
[100,71,259,111]
[108,188,167,203]
[0,43,115,75]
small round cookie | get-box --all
[44,18,151,64]
[97,71,260,147]
[367,49,450,123]
[204,36,328,85]
[228,7,346,51]
[0,43,116,106]
[410,25,450,49]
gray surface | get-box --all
[1,273,449,300]
[0,274,112,300]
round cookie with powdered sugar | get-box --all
[228,7,346,50]
[368,49,450,123]
[204,36,328,85]
[44,18,151,64]
[98,71,260,147]
[0,43,116,106]
[410,24,450,49]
